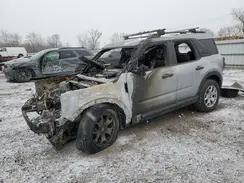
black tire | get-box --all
[15,69,32,82]
[17,54,24,58]
[76,104,120,154]
[194,79,220,112]
[221,89,238,98]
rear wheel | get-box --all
[15,69,32,82]
[18,54,24,58]
[194,79,220,112]
[76,104,120,154]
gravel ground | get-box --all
[0,69,243,183]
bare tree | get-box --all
[87,29,102,50]
[232,8,244,33]
[10,33,22,46]
[77,29,102,50]
[110,33,125,44]
[0,30,22,47]
[218,8,244,39]
[218,25,242,39]
[77,33,89,48]
[25,32,46,52]
[47,34,62,48]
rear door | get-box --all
[58,50,81,73]
[173,39,202,101]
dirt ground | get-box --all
[0,69,243,183]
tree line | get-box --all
[217,8,244,40]
[0,29,124,53]
[0,31,64,53]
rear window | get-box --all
[196,39,218,57]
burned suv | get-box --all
[22,28,224,154]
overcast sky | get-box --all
[0,0,243,46]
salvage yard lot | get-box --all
[0,69,243,183]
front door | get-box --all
[131,43,177,116]
[41,51,62,75]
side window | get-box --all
[100,48,121,59]
[76,50,91,56]
[59,50,76,59]
[110,51,121,58]
[42,51,62,73]
[175,42,196,64]
[139,45,166,69]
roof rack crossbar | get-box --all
[124,27,205,40]
[124,29,166,40]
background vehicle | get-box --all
[0,47,27,60]
[0,47,27,70]
[22,28,224,154]
[3,47,92,82]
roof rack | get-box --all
[124,27,205,40]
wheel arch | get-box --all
[198,71,223,94]
[15,67,36,77]
[76,102,127,130]
[62,97,132,129]
[18,53,24,58]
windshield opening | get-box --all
[96,47,135,68]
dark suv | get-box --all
[3,47,92,82]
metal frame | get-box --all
[124,27,205,40]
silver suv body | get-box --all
[22,28,224,153]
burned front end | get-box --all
[21,40,145,149]
[21,76,84,148]
[21,67,123,148]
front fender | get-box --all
[60,74,134,125]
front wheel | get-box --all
[15,69,32,82]
[76,104,120,154]
[194,79,220,112]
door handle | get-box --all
[162,73,174,79]
[195,66,204,71]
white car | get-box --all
[0,47,27,62]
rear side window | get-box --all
[196,39,218,57]
[59,50,76,59]
[174,41,197,64]
[75,50,91,56]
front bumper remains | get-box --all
[22,98,75,149]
